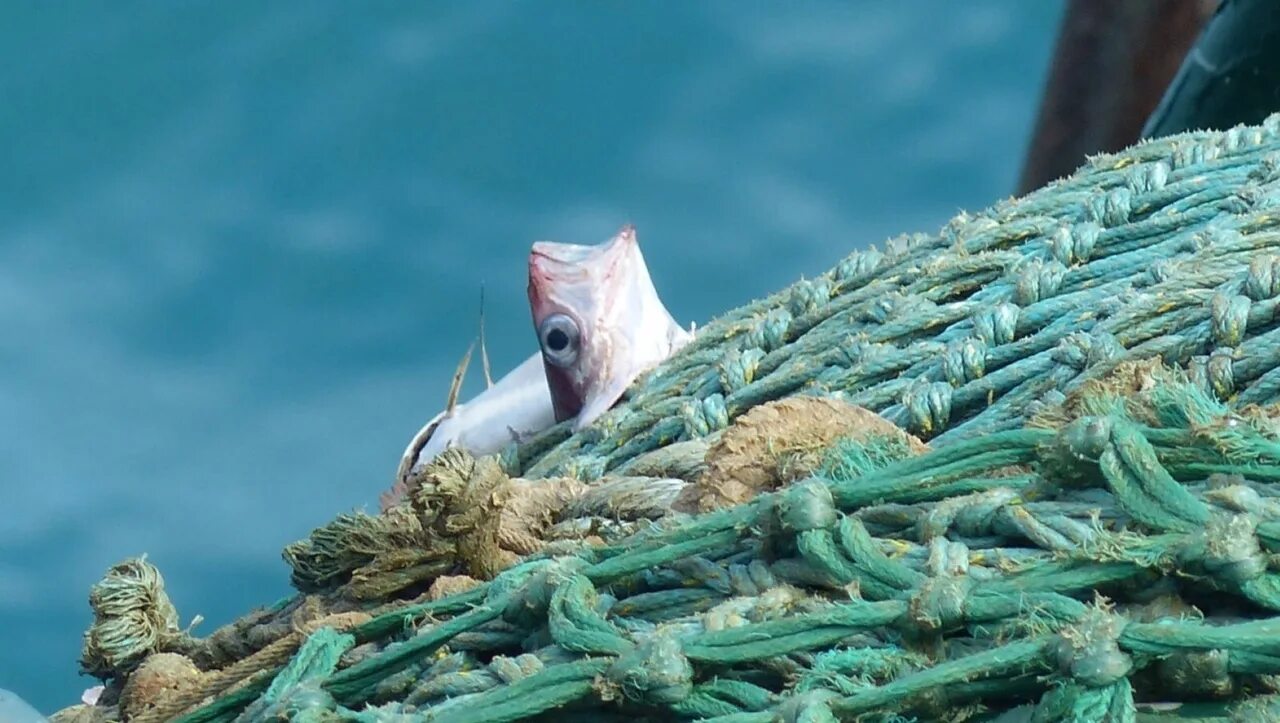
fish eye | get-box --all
[538,313,580,367]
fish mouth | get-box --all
[529,225,635,277]
[527,225,637,316]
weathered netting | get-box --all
[55,115,1280,723]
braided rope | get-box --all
[60,115,1280,723]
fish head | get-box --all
[527,225,689,429]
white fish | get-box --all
[383,226,690,509]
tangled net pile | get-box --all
[55,115,1280,722]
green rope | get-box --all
[77,114,1280,723]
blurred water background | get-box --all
[0,2,1064,711]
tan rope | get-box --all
[129,611,371,723]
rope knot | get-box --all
[1054,607,1132,688]
[1189,349,1236,401]
[718,348,766,394]
[1061,416,1113,461]
[1253,153,1280,188]
[1050,222,1099,266]
[1172,141,1220,169]
[937,489,1019,540]
[776,479,837,534]
[670,556,732,595]
[926,538,970,577]
[891,231,935,254]
[499,558,587,628]
[81,556,183,678]
[746,308,792,353]
[1090,188,1132,227]
[1188,226,1242,253]
[903,380,953,436]
[681,394,729,439]
[906,575,972,636]
[1158,649,1233,698]
[704,585,808,632]
[1145,259,1174,285]
[1211,292,1252,347]
[834,248,884,282]
[487,653,544,685]
[906,539,972,634]
[972,302,1019,345]
[1025,389,1067,422]
[1208,348,1237,400]
[1222,126,1266,153]
[1128,160,1170,194]
[1223,127,1248,152]
[548,574,630,657]
[1245,255,1280,300]
[788,278,833,317]
[918,489,1008,541]
[942,338,986,386]
[776,689,839,723]
[1052,330,1122,371]
[944,214,1000,249]
[727,560,778,597]
[602,630,692,706]
[1012,257,1066,305]
[1181,513,1267,587]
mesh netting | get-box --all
[53,115,1280,723]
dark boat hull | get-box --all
[1143,0,1280,138]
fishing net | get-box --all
[53,114,1280,723]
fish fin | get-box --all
[446,340,475,413]
[479,283,494,389]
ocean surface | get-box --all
[0,2,1063,712]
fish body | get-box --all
[393,352,553,483]
[385,227,689,509]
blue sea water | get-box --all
[0,2,1064,712]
